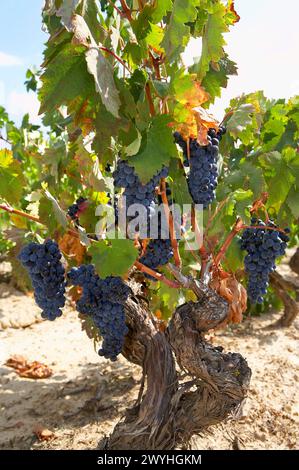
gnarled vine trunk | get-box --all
[270,271,299,327]
[107,281,251,450]
[290,247,299,276]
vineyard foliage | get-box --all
[0,0,298,326]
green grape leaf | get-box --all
[259,152,295,210]
[226,103,256,138]
[151,0,173,23]
[38,197,58,234]
[233,189,253,222]
[168,158,193,209]
[131,115,177,183]
[123,42,147,68]
[88,239,138,278]
[286,186,299,220]
[152,80,170,99]
[41,188,68,229]
[222,237,244,272]
[132,4,155,41]
[81,0,105,44]
[145,24,164,51]
[276,119,298,152]
[0,150,25,204]
[225,162,266,197]
[86,47,121,118]
[77,225,91,247]
[124,130,142,156]
[79,313,101,345]
[195,3,228,80]
[200,55,237,105]
[39,43,94,115]
[93,104,122,163]
[128,69,148,103]
[261,118,286,151]
[161,0,199,61]
[90,163,111,192]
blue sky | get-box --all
[0,0,45,123]
[0,0,298,124]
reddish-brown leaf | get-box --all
[6,355,53,379]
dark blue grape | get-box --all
[67,265,131,361]
[139,239,173,280]
[67,197,88,222]
[113,159,168,227]
[240,219,290,303]
[18,240,66,320]
[174,127,226,207]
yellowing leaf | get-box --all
[193,106,219,144]
[0,150,25,204]
[0,149,13,168]
[10,215,28,229]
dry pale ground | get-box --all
[0,255,298,450]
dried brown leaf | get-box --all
[6,355,53,379]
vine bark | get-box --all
[107,281,251,450]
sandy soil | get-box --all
[0,257,298,450]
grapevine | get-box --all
[0,0,297,451]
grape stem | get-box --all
[99,47,131,73]
[190,206,210,279]
[134,261,180,288]
[214,217,243,266]
[160,178,182,268]
[106,0,125,17]
[205,196,230,234]
[0,203,41,223]
[119,0,133,21]
[0,203,79,239]
[145,83,156,116]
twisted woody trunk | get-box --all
[107,277,251,450]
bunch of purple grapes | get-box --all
[18,240,66,320]
[240,218,290,303]
[68,265,131,361]
[139,238,173,279]
[174,127,226,208]
[113,159,168,220]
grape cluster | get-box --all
[67,265,130,361]
[18,240,66,320]
[174,127,226,208]
[113,159,168,220]
[67,197,88,222]
[240,219,290,303]
[139,238,173,279]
